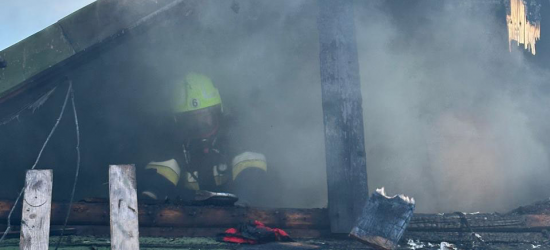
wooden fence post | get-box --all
[109,165,140,250]
[317,0,369,233]
[20,169,53,250]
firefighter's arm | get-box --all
[141,159,181,200]
[232,152,267,180]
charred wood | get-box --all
[408,213,550,232]
[0,200,329,229]
[403,231,550,244]
[2,199,550,244]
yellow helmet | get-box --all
[172,73,222,113]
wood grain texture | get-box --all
[0,200,329,229]
[317,0,369,233]
[20,169,53,250]
[109,165,140,250]
[408,213,550,231]
[6,199,550,232]
[403,231,550,244]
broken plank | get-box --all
[19,170,53,250]
[351,188,415,250]
[109,165,139,250]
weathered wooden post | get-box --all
[317,0,369,233]
[109,165,140,249]
[20,170,53,250]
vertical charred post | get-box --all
[317,0,369,233]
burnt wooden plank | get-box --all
[407,213,550,231]
[317,0,369,234]
[109,165,140,250]
[0,201,330,229]
[41,225,331,239]
[5,199,550,233]
[19,170,53,250]
[351,189,415,250]
[403,231,550,244]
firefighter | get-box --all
[140,73,267,204]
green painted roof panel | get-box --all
[0,24,75,95]
[58,0,175,52]
[0,0,180,101]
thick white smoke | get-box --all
[4,0,550,213]
[357,1,550,212]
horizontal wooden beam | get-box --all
[3,225,547,244]
[33,225,331,239]
[3,199,550,244]
[0,200,330,229]
[408,212,550,232]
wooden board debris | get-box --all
[109,165,140,250]
[19,170,53,250]
[351,188,415,250]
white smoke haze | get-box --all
[357,1,550,212]
[123,0,328,208]
[3,0,550,213]
[182,0,550,212]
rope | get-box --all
[0,81,72,243]
[0,87,57,126]
[55,85,81,249]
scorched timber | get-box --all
[408,213,550,232]
[0,200,329,229]
[2,200,550,238]
[404,231,550,244]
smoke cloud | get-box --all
[357,0,550,212]
[2,0,550,213]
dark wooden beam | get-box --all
[317,0,369,233]
[2,200,550,244]
[0,200,330,229]
[408,212,550,232]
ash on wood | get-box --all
[20,170,53,250]
[109,165,140,250]
[350,188,415,250]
